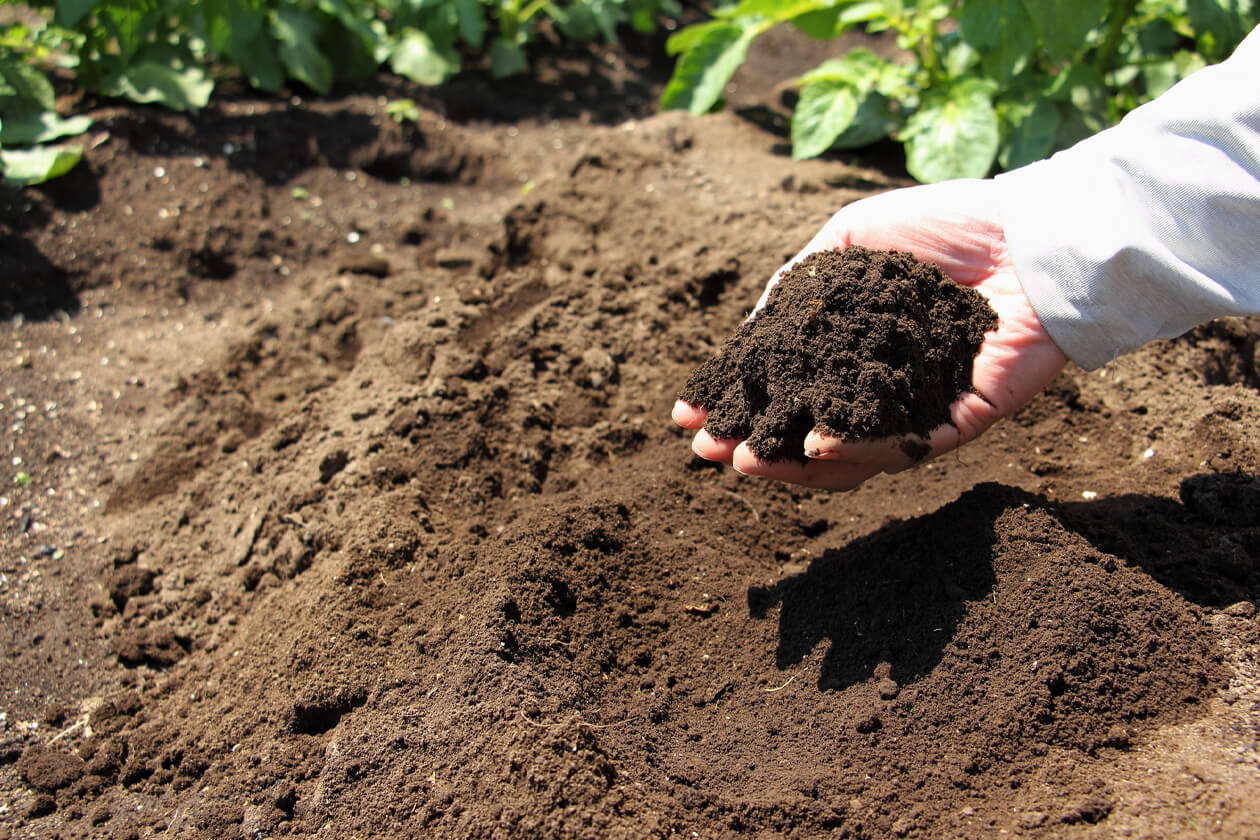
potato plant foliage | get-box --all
[661,0,1258,182]
[0,0,681,184]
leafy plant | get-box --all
[661,0,1258,182]
[0,0,684,184]
[0,21,91,185]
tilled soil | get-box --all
[2,40,1259,840]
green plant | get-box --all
[0,18,91,184]
[0,0,684,184]
[661,0,1258,182]
[26,0,684,101]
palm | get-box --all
[673,180,1067,490]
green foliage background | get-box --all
[0,0,681,183]
[4,0,1257,186]
[661,0,1258,182]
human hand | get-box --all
[673,179,1067,490]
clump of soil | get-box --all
[679,246,997,460]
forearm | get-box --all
[995,25,1260,370]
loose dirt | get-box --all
[679,246,996,460]
[1,32,1258,840]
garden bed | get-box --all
[2,41,1259,839]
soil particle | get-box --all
[679,246,996,460]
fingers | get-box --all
[674,400,741,463]
[671,399,706,429]
[676,399,959,490]
[691,429,740,462]
[730,443,886,491]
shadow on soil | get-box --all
[0,235,80,320]
[103,105,385,185]
[1,177,92,320]
[1062,473,1260,607]
[750,478,1258,692]
[748,482,1014,693]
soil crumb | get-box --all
[679,246,997,460]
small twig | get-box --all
[48,718,86,744]
[763,674,797,693]
[518,710,560,728]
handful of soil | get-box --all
[679,245,998,462]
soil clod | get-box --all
[680,246,997,461]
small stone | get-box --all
[1101,724,1131,749]
[891,816,915,836]
[876,677,900,700]
[1018,811,1048,829]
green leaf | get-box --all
[902,79,999,183]
[271,7,334,94]
[959,0,1037,82]
[454,0,486,47]
[998,98,1059,169]
[791,81,858,159]
[55,0,97,28]
[1141,59,1179,98]
[0,59,56,113]
[489,38,528,79]
[726,0,829,23]
[791,7,843,39]
[99,2,156,65]
[1,143,83,185]
[201,0,262,54]
[1133,16,1182,62]
[316,0,385,78]
[1187,0,1255,59]
[390,29,458,86]
[830,91,900,149]
[553,4,602,41]
[1043,61,1108,145]
[665,20,732,55]
[1024,0,1108,63]
[796,48,883,87]
[660,23,759,114]
[234,30,286,92]
[1174,48,1208,78]
[102,51,215,111]
[0,112,93,145]
[938,30,980,78]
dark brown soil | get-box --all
[679,246,996,460]
[1,30,1259,840]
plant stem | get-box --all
[518,0,550,27]
[1095,0,1138,72]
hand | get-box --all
[673,179,1068,490]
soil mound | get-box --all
[679,246,997,460]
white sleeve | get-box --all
[994,25,1260,370]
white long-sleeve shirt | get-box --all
[995,25,1260,370]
